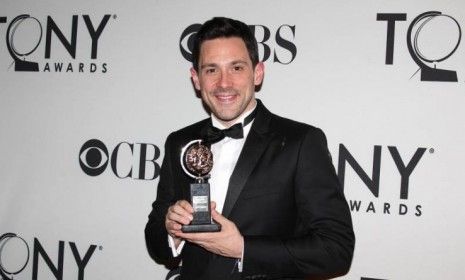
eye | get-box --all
[232,65,244,72]
[204,68,216,74]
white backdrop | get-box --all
[1,1,464,279]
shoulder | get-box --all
[268,114,335,167]
[256,101,325,140]
[269,113,326,141]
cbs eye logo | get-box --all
[179,23,201,63]
[0,233,30,280]
[79,139,109,176]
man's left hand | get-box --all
[174,202,244,259]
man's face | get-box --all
[191,37,264,127]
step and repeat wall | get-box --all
[1,0,464,279]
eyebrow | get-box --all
[230,60,248,65]
[199,60,249,70]
[200,63,218,70]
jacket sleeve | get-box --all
[242,128,355,279]
[145,133,179,262]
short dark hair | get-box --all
[192,17,259,71]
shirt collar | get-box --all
[211,103,257,130]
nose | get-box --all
[218,70,232,88]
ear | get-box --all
[190,67,201,91]
[253,62,265,86]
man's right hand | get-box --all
[165,200,194,247]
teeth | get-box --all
[216,95,235,101]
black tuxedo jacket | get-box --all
[145,101,354,280]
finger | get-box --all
[210,201,217,211]
[177,231,211,241]
[166,222,183,238]
[165,218,183,233]
[167,211,192,225]
[177,200,194,213]
[169,204,194,221]
[166,220,183,231]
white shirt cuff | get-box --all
[237,239,244,272]
[167,235,185,256]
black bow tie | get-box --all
[204,106,258,144]
[205,123,244,144]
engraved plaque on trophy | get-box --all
[180,140,221,233]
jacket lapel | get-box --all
[221,100,274,218]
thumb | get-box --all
[210,201,217,211]
[211,207,227,224]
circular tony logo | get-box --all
[407,11,461,81]
[79,139,109,176]
[0,233,30,280]
[6,14,43,72]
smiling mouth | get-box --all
[212,88,239,103]
[215,94,237,103]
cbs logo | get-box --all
[180,23,297,64]
[79,139,160,180]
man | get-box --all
[145,17,354,280]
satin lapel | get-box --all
[222,101,274,218]
[198,118,213,140]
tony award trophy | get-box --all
[180,140,221,233]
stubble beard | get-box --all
[207,87,251,127]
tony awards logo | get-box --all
[0,233,30,280]
[407,11,462,82]
[6,14,42,71]
[180,140,221,232]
